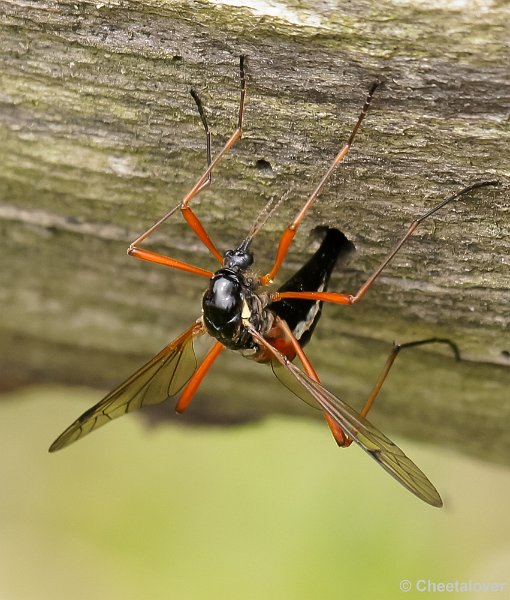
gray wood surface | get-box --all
[1,0,509,463]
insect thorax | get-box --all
[201,268,273,351]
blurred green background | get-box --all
[1,385,509,600]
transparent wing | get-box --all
[272,359,442,507]
[49,322,204,452]
[270,359,321,410]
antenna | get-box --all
[238,191,291,252]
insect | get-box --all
[50,56,498,507]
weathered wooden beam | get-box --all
[1,1,508,463]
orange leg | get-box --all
[271,180,499,306]
[128,247,213,278]
[360,338,459,419]
[175,341,225,413]
[257,322,459,448]
[260,81,379,286]
[276,318,349,446]
[128,56,247,269]
[340,337,460,447]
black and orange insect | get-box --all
[50,56,497,507]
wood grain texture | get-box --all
[1,0,509,463]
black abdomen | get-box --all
[268,228,354,347]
